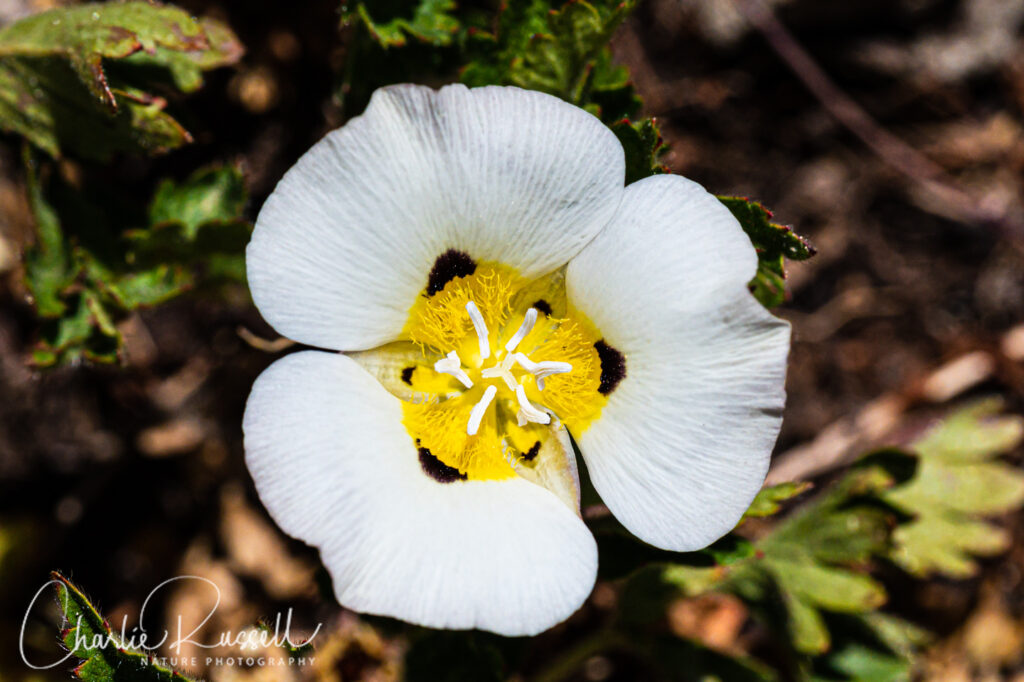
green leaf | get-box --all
[826,644,911,682]
[460,0,636,118]
[857,612,930,659]
[912,397,1024,463]
[22,147,76,318]
[764,554,887,615]
[779,584,831,654]
[147,165,247,239]
[742,481,812,520]
[53,571,197,680]
[257,620,316,656]
[24,161,250,366]
[884,398,1024,577]
[717,196,815,308]
[0,2,243,160]
[611,118,668,185]
[811,612,929,682]
[629,403,1023,673]
[661,563,730,597]
[588,49,642,122]
[347,0,460,47]
[890,511,1011,578]
[654,463,894,656]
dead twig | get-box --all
[730,0,1024,244]
[236,326,295,353]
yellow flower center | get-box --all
[401,263,606,481]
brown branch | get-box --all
[731,0,1024,242]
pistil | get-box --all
[450,301,575,435]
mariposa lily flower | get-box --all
[243,84,790,636]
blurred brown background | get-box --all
[1,0,1023,679]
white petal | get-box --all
[243,351,597,635]
[566,175,790,551]
[247,84,625,351]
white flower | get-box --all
[243,84,790,636]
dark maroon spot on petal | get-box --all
[522,441,541,462]
[426,249,476,296]
[594,340,626,395]
[419,447,466,483]
[401,367,415,385]
[532,299,552,316]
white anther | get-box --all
[504,308,538,353]
[467,385,498,436]
[465,301,490,361]
[512,353,572,390]
[514,385,551,425]
[433,350,473,389]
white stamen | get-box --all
[465,301,490,361]
[512,353,572,390]
[504,308,538,353]
[514,385,550,425]
[467,385,498,435]
[433,350,473,389]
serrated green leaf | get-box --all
[0,2,242,160]
[587,49,642,121]
[25,160,250,366]
[107,265,193,309]
[912,397,1024,463]
[147,165,247,238]
[460,0,636,119]
[257,620,315,656]
[654,464,894,657]
[53,571,197,681]
[639,404,1022,671]
[742,481,812,520]
[611,117,668,184]
[22,147,76,318]
[348,0,460,47]
[772,507,891,565]
[883,399,1024,577]
[765,554,887,615]
[35,291,121,366]
[718,196,815,308]
[892,460,1024,516]
[890,512,1010,578]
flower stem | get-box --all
[530,629,627,682]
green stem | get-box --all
[530,629,627,682]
